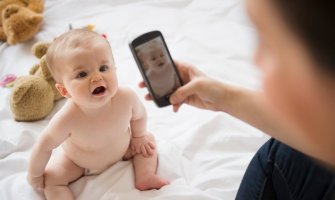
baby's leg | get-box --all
[132,134,169,190]
[44,150,84,200]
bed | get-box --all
[0,0,270,199]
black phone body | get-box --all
[129,31,183,107]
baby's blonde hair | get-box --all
[46,29,110,82]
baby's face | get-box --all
[139,42,168,72]
[55,39,118,107]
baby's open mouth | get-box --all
[92,86,106,95]
[158,62,164,67]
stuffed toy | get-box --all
[0,0,44,45]
[10,41,63,121]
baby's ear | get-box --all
[55,83,70,98]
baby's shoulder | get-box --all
[50,100,78,123]
[115,86,137,99]
[43,100,78,134]
[114,86,141,106]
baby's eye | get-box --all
[76,71,87,78]
[151,57,156,61]
[100,65,109,72]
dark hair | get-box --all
[272,1,335,75]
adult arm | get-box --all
[167,61,323,164]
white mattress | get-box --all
[0,0,270,199]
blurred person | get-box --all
[139,0,335,199]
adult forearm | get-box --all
[222,85,335,166]
[221,85,289,139]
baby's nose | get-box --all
[91,73,103,82]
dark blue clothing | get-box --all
[236,138,335,200]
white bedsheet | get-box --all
[0,0,270,199]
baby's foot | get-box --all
[135,174,169,191]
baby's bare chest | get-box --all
[62,113,132,170]
[69,110,132,149]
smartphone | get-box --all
[129,30,183,107]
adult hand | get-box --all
[139,61,228,112]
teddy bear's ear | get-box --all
[27,0,44,13]
[32,41,50,59]
[29,14,43,25]
[2,5,19,20]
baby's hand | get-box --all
[27,174,44,192]
[131,135,156,157]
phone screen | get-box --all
[134,36,182,100]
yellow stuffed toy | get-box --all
[10,41,63,121]
[0,0,44,45]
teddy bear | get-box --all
[0,0,44,45]
[10,41,63,121]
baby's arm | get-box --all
[27,111,71,190]
[128,89,155,157]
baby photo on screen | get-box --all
[136,37,181,98]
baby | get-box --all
[27,29,169,200]
[137,38,181,98]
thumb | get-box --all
[170,80,198,104]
